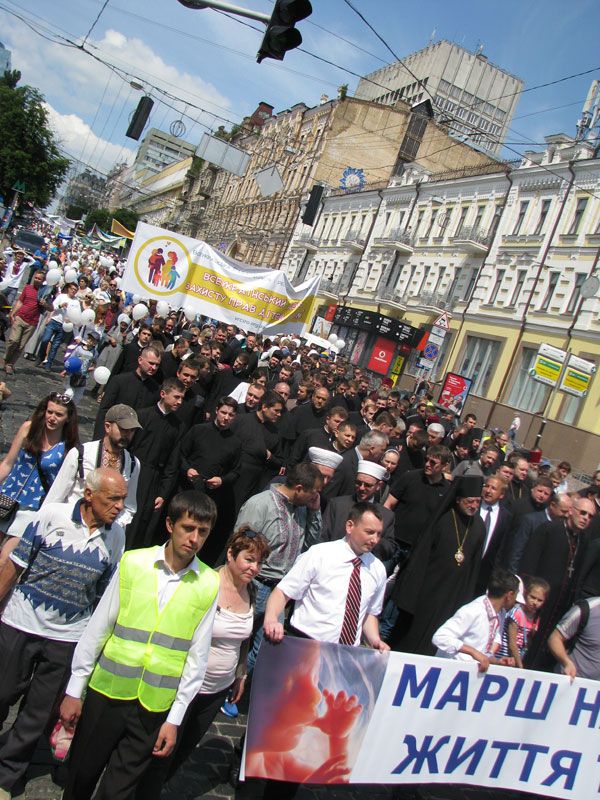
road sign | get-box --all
[423,343,440,360]
[433,312,450,330]
[11,181,26,193]
[559,354,596,397]
[530,343,566,387]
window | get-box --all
[512,201,529,235]
[384,253,403,289]
[455,207,469,237]
[415,210,425,235]
[566,273,586,314]
[509,270,527,307]
[489,204,503,239]
[447,267,463,300]
[473,205,486,231]
[463,269,478,301]
[396,110,428,166]
[568,198,588,235]
[540,272,559,311]
[458,337,501,395]
[438,210,451,236]
[534,199,551,235]
[489,269,505,304]
[426,210,438,238]
[507,348,550,413]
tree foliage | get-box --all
[84,206,138,232]
[0,73,70,207]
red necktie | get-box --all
[339,557,362,645]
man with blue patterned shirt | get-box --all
[0,467,127,800]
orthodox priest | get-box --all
[389,475,485,655]
[519,495,595,669]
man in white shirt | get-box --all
[59,491,219,800]
[0,468,127,800]
[432,569,519,671]
[43,404,141,527]
[264,502,388,651]
[36,282,79,370]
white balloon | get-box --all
[183,306,196,322]
[93,366,111,385]
[67,302,82,325]
[336,338,346,350]
[70,260,79,270]
[118,313,130,325]
[327,333,338,345]
[156,300,170,317]
[62,321,74,333]
[115,277,122,288]
[100,256,112,268]
[47,259,59,270]
[132,303,148,321]
[132,294,141,304]
[81,308,95,324]
[45,268,61,286]
[64,268,78,283]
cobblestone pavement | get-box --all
[0,348,534,800]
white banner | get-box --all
[121,223,320,335]
[244,638,599,798]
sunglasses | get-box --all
[49,392,72,404]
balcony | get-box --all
[293,232,319,250]
[452,226,493,253]
[410,291,461,312]
[372,228,415,254]
[375,286,408,308]
[318,278,339,297]
[501,233,543,248]
[340,228,368,252]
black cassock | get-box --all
[94,372,160,439]
[231,411,284,513]
[126,404,182,549]
[519,520,589,669]
[390,508,484,656]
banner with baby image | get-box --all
[243,638,598,798]
[121,222,320,334]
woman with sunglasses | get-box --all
[0,392,79,570]
[134,526,270,800]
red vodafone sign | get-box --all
[367,336,396,374]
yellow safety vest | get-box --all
[89,546,219,712]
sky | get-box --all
[1,0,599,178]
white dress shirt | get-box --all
[42,440,139,527]
[480,502,500,555]
[278,538,386,645]
[66,544,218,725]
[432,595,501,661]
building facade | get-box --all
[132,128,196,177]
[188,95,495,268]
[355,40,523,155]
[282,135,600,467]
[0,41,11,74]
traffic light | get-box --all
[257,0,312,63]
[126,96,154,140]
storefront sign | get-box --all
[438,372,474,415]
[367,336,396,374]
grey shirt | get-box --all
[555,596,600,680]
[235,485,321,581]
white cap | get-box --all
[357,460,388,481]
[308,447,343,469]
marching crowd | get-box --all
[0,233,598,799]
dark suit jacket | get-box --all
[321,494,396,564]
[504,509,549,573]
[475,504,513,594]
[322,447,359,502]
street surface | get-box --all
[0,354,531,800]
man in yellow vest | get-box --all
[59,491,219,800]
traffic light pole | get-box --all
[177,0,270,23]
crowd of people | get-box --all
[0,231,598,799]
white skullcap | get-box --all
[357,460,388,481]
[308,447,343,469]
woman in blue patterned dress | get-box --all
[0,392,79,570]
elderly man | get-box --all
[321,460,396,568]
[427,422,446,446]
[0,468,127,799]
[322,429,389,501]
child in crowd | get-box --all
[61,331,99,403]
[499,577,549,669]
[432,569,519,672]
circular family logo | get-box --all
[133,236,191,296]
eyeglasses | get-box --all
[355,479,377,488]
[49,392,72,404]
[424,457,441,466]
